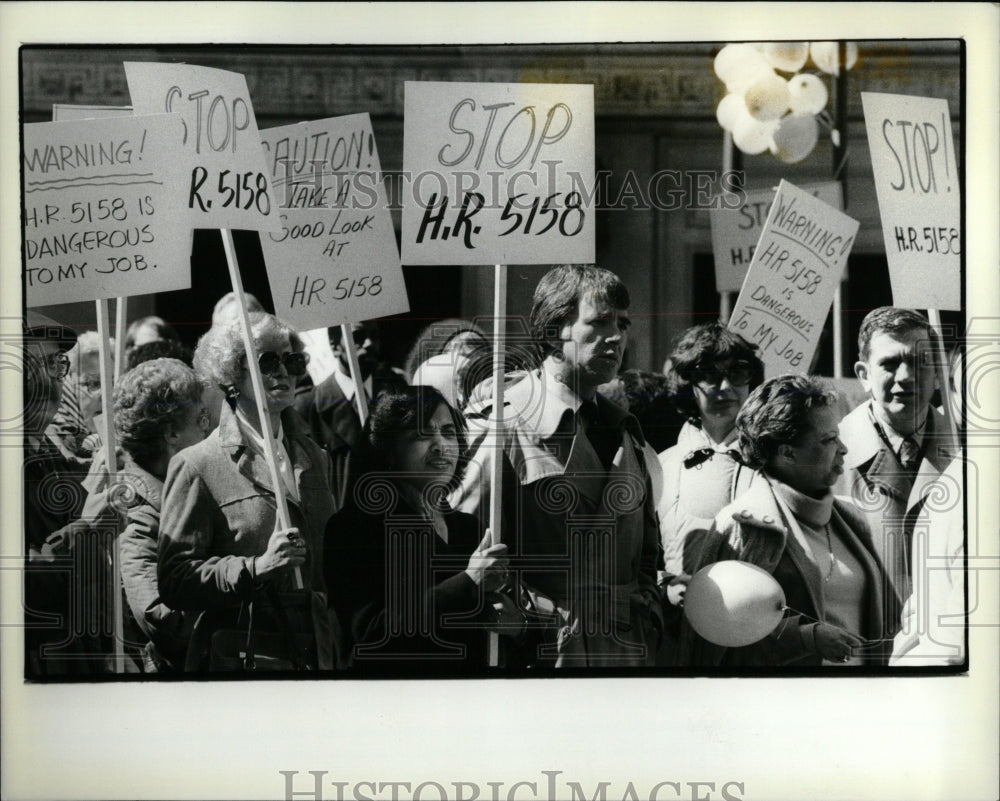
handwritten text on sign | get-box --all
[22,114,190,308]
[862,92,960,310]
[710,181,843,292]
[729,180,858,376]
[124,62,279,233]
[258,115,408,329]
[401,81,595,265]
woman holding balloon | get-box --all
[679,374,896,668]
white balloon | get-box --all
[714,43,773,93]
[732,115,778,155]
[810,41,859,75]
[716,92,750,132]
[744,73,790,121]
[787,73,829,116]
[763,42,809,73]
[771,114,820,163]
[685,561,787,647]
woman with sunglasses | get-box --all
[158,312,337,671]
[111,358,210,671]
[657,323,765,616]
[678,375,893,668]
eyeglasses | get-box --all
[79,374,103,392]
[691,362,752,388]
[255,351,310,377]
[40,351,71,381]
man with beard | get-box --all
[839,307,955,636]
[294,321,405,510]
[454,265,664,668]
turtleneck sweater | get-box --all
[772,481,866,665]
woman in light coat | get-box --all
[158,313,337,671]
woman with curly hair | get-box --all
[324,384,521,674]
[158,313,337,671]
[113,358,209,671]
[656,322,765,609]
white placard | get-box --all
[729,180,859,376]
[401,81,595,265]
[862,92,960,310]
[124,62,280,233]
[22,114,190,307]
[258,114,408,329]
[710,181,844,292]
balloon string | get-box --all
[780,606,894,647]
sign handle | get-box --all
[96,299,125,673]
[832,284,844,379]
[341,324,370,426]
[113,298,128,382]
[927,309,959,452]
[719,291,732,324]
[488,263,508,668]
[220,229,303,590]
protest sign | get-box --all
[258,114,408,330]
[401,81,595,265]
[124,62,279,233]
[861,92,960,310]
[23,114,190,308]
[729,180,859,376]
[52,104,133,121]
[710,181,843,292]
[52,105,137,377]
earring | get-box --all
[225,384,240,401]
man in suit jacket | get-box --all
[838,307,955,634]
[294,322,405,509]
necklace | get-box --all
[823,524,838,582]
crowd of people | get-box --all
[21,265,965,676]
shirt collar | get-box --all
[867,402,927,459]
[534,363,584,439]
[234,407,284,456]
[333,360,373,402]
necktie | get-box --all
[898,436,921,471]
[578,401,618,471]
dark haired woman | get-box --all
[324,385,521,674]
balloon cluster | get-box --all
[714,42,858,163]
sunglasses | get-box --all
[41,351,71,381]
[691,362,752,388]
[255,351,310,377]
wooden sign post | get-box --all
[126,63,300,586]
